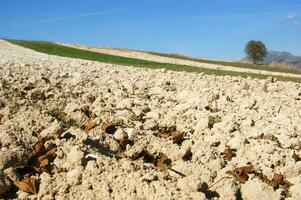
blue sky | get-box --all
[0,0,300,60]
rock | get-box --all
[67,146,85,167]
[66,167,82,185]
[40,120,65,138]
[195,117,209,132]
[145,111,160,121]
[113,129,128,141]
[177,176,203,192]
[143,119,158,130]
[241,179,281,200]
[125,128,137,139]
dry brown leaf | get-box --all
[282,180,293,189]
[256,134,275,141]
[260,173,293,190]
[171,131,184,144]
[100,122,118,134]
[159,126,176,139]
[15,176,37,194]
[222,145,236,161]
[116,150,126,158]
[89,111,96,119]
[292,151,301,161]
[273,174,284,185]
[85,119,96,131]
[256,134,283,148]
[226,165,255,184]
[155,152,172,170]
[33,139,44,154]
[29,139,56,173]
[290,140,301,150]
[35,149,56,172]
[131,150,155,163]
[159,126,184,144]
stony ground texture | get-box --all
[0,40,301,200]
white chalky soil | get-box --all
[0,40,301,200]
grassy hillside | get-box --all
[6,39,301,83]
[145,51,301,75]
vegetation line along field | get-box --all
[147,51,301,75]
[7,39,301,83]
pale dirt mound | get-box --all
[1,40,301,200]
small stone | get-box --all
[143,119,158,130]
[67,146,85,167]
[195,117,209,132]
[241,178,281,199]
[145,111,160,121]
[113,129,128,141]
[67,167,82,185]
[40,120,64,138]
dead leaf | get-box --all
[116,150,126,158]
[255,134,283,148]
[158,126,184,145]
[159,126,176,139]
[282,180,293,189]
[85,119,96,131]
[101,122,118,134]
[170,131,184,144]
[131,150,154,162]
[260,173,293,190]
[292,151,301,161]
[34,149,56,172]
[256,134,275,141]
[226,165,255,184]
[222,145,236,161]
[130,150,185,176]
[154,152,172,170]
[273,174,283,184]
[33,139,44,154]
[15,176,37,194]
[89,111,96,119]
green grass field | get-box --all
[6,39,301,83]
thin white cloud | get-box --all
[35,8,125,24]
[286,12,297,20]
[184,11,284,22]
[285,12,300,25]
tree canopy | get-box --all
[245,40,267,64]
